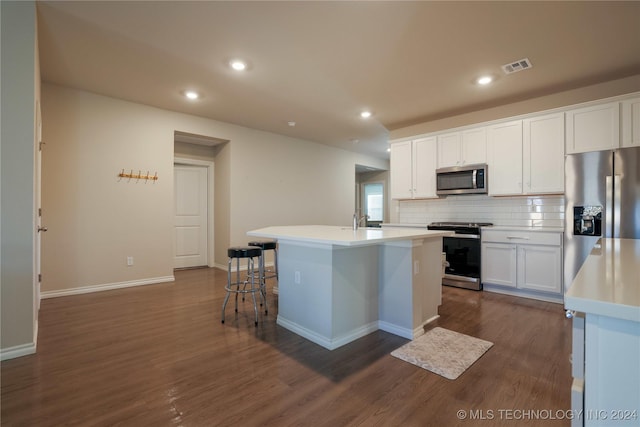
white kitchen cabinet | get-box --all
[523,112,565,194]
[437,132,461,168]
[462,127,488,165]
[517,244,562,293]
[482,229,563,301]
[488,115,563,196]
[437,127,486,168]
[390,137,437,199]
[482,242,517,288]
[390,140,413,199]
[487,120,523,196]
[566,101,620,154]
[621,97,640,148]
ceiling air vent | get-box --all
[502,58,533,74]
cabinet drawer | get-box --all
[482,229,561,246]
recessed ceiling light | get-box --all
[230,59,247,71]
[476,76,493,85]
[184,90,200,100]
[288,121,296,127]
[386,147,391,152]
[360,111,372,119]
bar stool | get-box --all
[247,240,278,295]
[221,246,265,326]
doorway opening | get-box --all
[173,131,223,270]
[355,165,389,228]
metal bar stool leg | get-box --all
[259,251,267,314]
[221,257,232,323]
[249,257,258,325]
[221,246,263,327]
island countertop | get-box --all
[247,225,453,247]
[565,238,640,322]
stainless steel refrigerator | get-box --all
[564,146,640,290]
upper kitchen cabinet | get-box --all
[523,113,565,194]
[390,140,413,199]
[390,137,437,200]
[436,127,487,168]
[621,97,640,148]
[487,120,523,196]
[489,114,564,196]
[566,101,620,154]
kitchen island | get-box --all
[247,225,452,350]
[565,238,640,427]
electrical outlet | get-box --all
[127,256,134,266]
[294,271,301,284]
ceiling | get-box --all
[37,1,640,159]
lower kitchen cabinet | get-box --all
[482,243,517,287]
[482,229,563,302]
[518,244,562,293]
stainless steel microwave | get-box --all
[436,164,488,195]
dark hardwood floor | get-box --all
[1,268,572,426]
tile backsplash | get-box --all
[397,194,565,228]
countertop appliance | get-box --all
[564,147,640,290]
[436,164,488,196]
[427,222,493,290]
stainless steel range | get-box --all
[427,222,493,290]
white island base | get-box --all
[248,226,451,350]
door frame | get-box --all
[35,100,42,311]
[174,157,215,267]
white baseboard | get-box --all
[40,276,175,299]
[276,316,378,350]
[483,285,564,304]
[378,321,413,340]
[1,342,36,361]
[413,315,440,339]
[331,322,379,349]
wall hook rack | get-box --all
[118,169,159,181]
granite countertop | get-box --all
[248,225,452,247]
[565,238,640,322]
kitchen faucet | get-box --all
[352,212,369,230]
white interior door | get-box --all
[174,165,208,268]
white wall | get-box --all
[41,83,388,295]
[1,1,38,359]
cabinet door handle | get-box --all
[507,236,530,240]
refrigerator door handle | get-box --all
[605,175,613,238]
[613,175,621,238]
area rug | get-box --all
[390,327,493,380]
